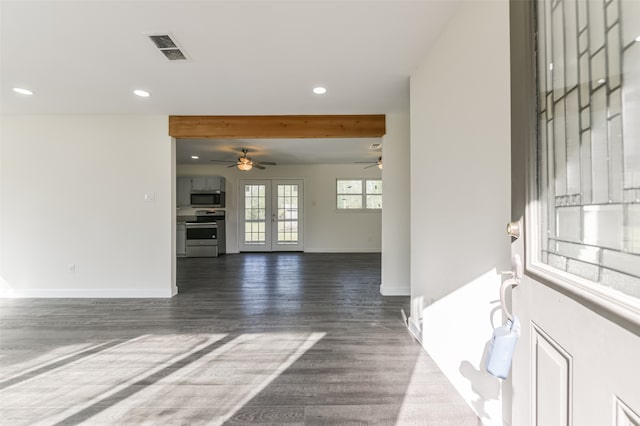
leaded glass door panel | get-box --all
[535,0,640,300]
[509,1,640,425]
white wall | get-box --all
[409,1,511,425]
[0,115,175,298]
[177,162,382,253]
[381,112,411,296]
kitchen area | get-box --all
[176,176,227,257]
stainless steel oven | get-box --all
[185,222,218,257]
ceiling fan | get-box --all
[356,156,383,170]
[210,148,276,171]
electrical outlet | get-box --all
[144,192,155,202]
[68,263,76,273]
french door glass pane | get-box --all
[244,184,266,244]
[276,184,299,244]
[536,0,640,298]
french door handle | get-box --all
[272,214,276,223]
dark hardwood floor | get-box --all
[0,253,479,425]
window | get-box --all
[534,0,640,298]
[337,179,382,210]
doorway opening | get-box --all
[170,115,386,295]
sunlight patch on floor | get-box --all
[0,332,325,425]
[413,268,503,426]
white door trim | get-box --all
[238,179,304,252]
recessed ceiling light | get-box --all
[191,155,199,160]
[13,87,33,95]
[636,35,640,42]
[133,89,150,97]
[597,78,606,84]
[313,87,327,95]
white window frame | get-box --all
[336,178,382,211]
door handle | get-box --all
[501,254,523,280]
[272,213,276,223]
[507,220,521,239]
[500,254,522,320]
[500,278,519,321]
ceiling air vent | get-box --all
[148,34,188,61]
[369,143,382,151]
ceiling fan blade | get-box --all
[355,161,376,164]
[255,161,276,166]
[364,164,379,169]
[253,164,266,170]
[210,160,236,163]
[227,163,238,168]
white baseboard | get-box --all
[304,248,382,253]
[407,316,423,343]
[222,249,381,254]
[380,284,410,296]
[3,288,175,298]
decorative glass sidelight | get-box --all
[536,0,640,297]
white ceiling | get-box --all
[1,0,459,163]
[176,137,382,165]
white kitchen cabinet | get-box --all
[177,177,192,206]
[191,176,224,191]
[176,223,186,256]
[216,177,226,191]
[190,177,206,191]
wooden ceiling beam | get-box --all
[168,115,386,139]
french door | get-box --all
[238,179,304,252]
[510,1,640,425]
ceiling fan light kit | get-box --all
[212,148,380,171]
[211,148,275,171]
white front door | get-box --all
[510,1,640,425]
[239,179,304,252]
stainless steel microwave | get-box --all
[190,191,225,207]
